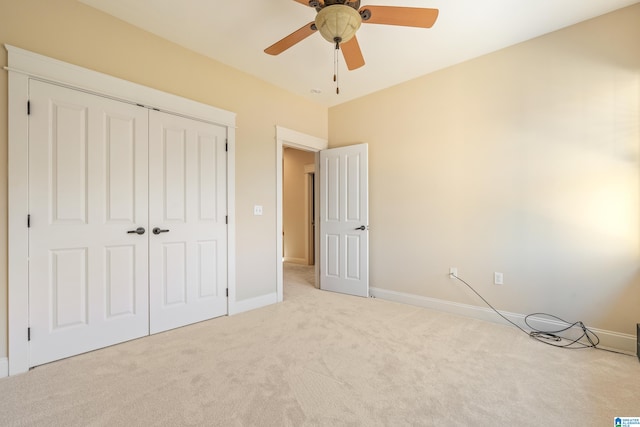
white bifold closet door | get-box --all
[28,80,150,366]
[28,80,227,367]
[148,110,228,334]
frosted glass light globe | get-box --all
[315,5,362,44]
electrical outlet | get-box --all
[494,272,504,285]
[449,267,458,279]
[253,205,263,216]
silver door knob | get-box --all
[127,227,146,235]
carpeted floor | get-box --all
[0,263,638,426]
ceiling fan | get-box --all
[264,0,439,71]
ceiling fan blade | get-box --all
[341,36,365,70]
[360,6,439,28]
[264,22,317,55]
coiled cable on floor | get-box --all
[525,313,600,349]
[450,273,632,357]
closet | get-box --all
[27,80,228,367]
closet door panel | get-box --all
[148,111,228,334]
[28,80,149,367]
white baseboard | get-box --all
[370,287,637,354]
[283,257,308,265]
[230,292,277,315]
[0,357,8,378]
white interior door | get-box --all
[28,80,149,367]
[148,110,228,334]
[319,143,369,297]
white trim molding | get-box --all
[283,257,308,265]
[231,292,278,315]
[370,287,637,354]
[0,357,8,378]
[226,126,238,318]
[4,46,235,127]
[6,44,237,375]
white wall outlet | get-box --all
[494,272,504,285]
[253,205,263,216]
[449,267,458,279]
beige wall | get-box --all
[0,0,328,358]
[283,148,316,263]
[329,5,640,335]
[1,0,638,362]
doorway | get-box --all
[283,147,316,266]
[275,127,328,302]
[275,127,370,303]
[307,171,315,265]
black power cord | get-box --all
[450,273,633,357]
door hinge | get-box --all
[27,100,31,115]
[226,288,228,297]
[225,216,228,225]
[225,142,228,152]
[27,214,31,228]
[28,327,31,341]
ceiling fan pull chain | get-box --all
[334,38,340,95]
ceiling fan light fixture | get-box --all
[315,4,362,44]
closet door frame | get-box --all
[6,44,237,376]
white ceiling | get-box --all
[79,0,638,107]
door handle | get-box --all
[127,227,146,235]
[355,225,367,231]
[152,227,170,235]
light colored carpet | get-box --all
[1,263,638,426]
